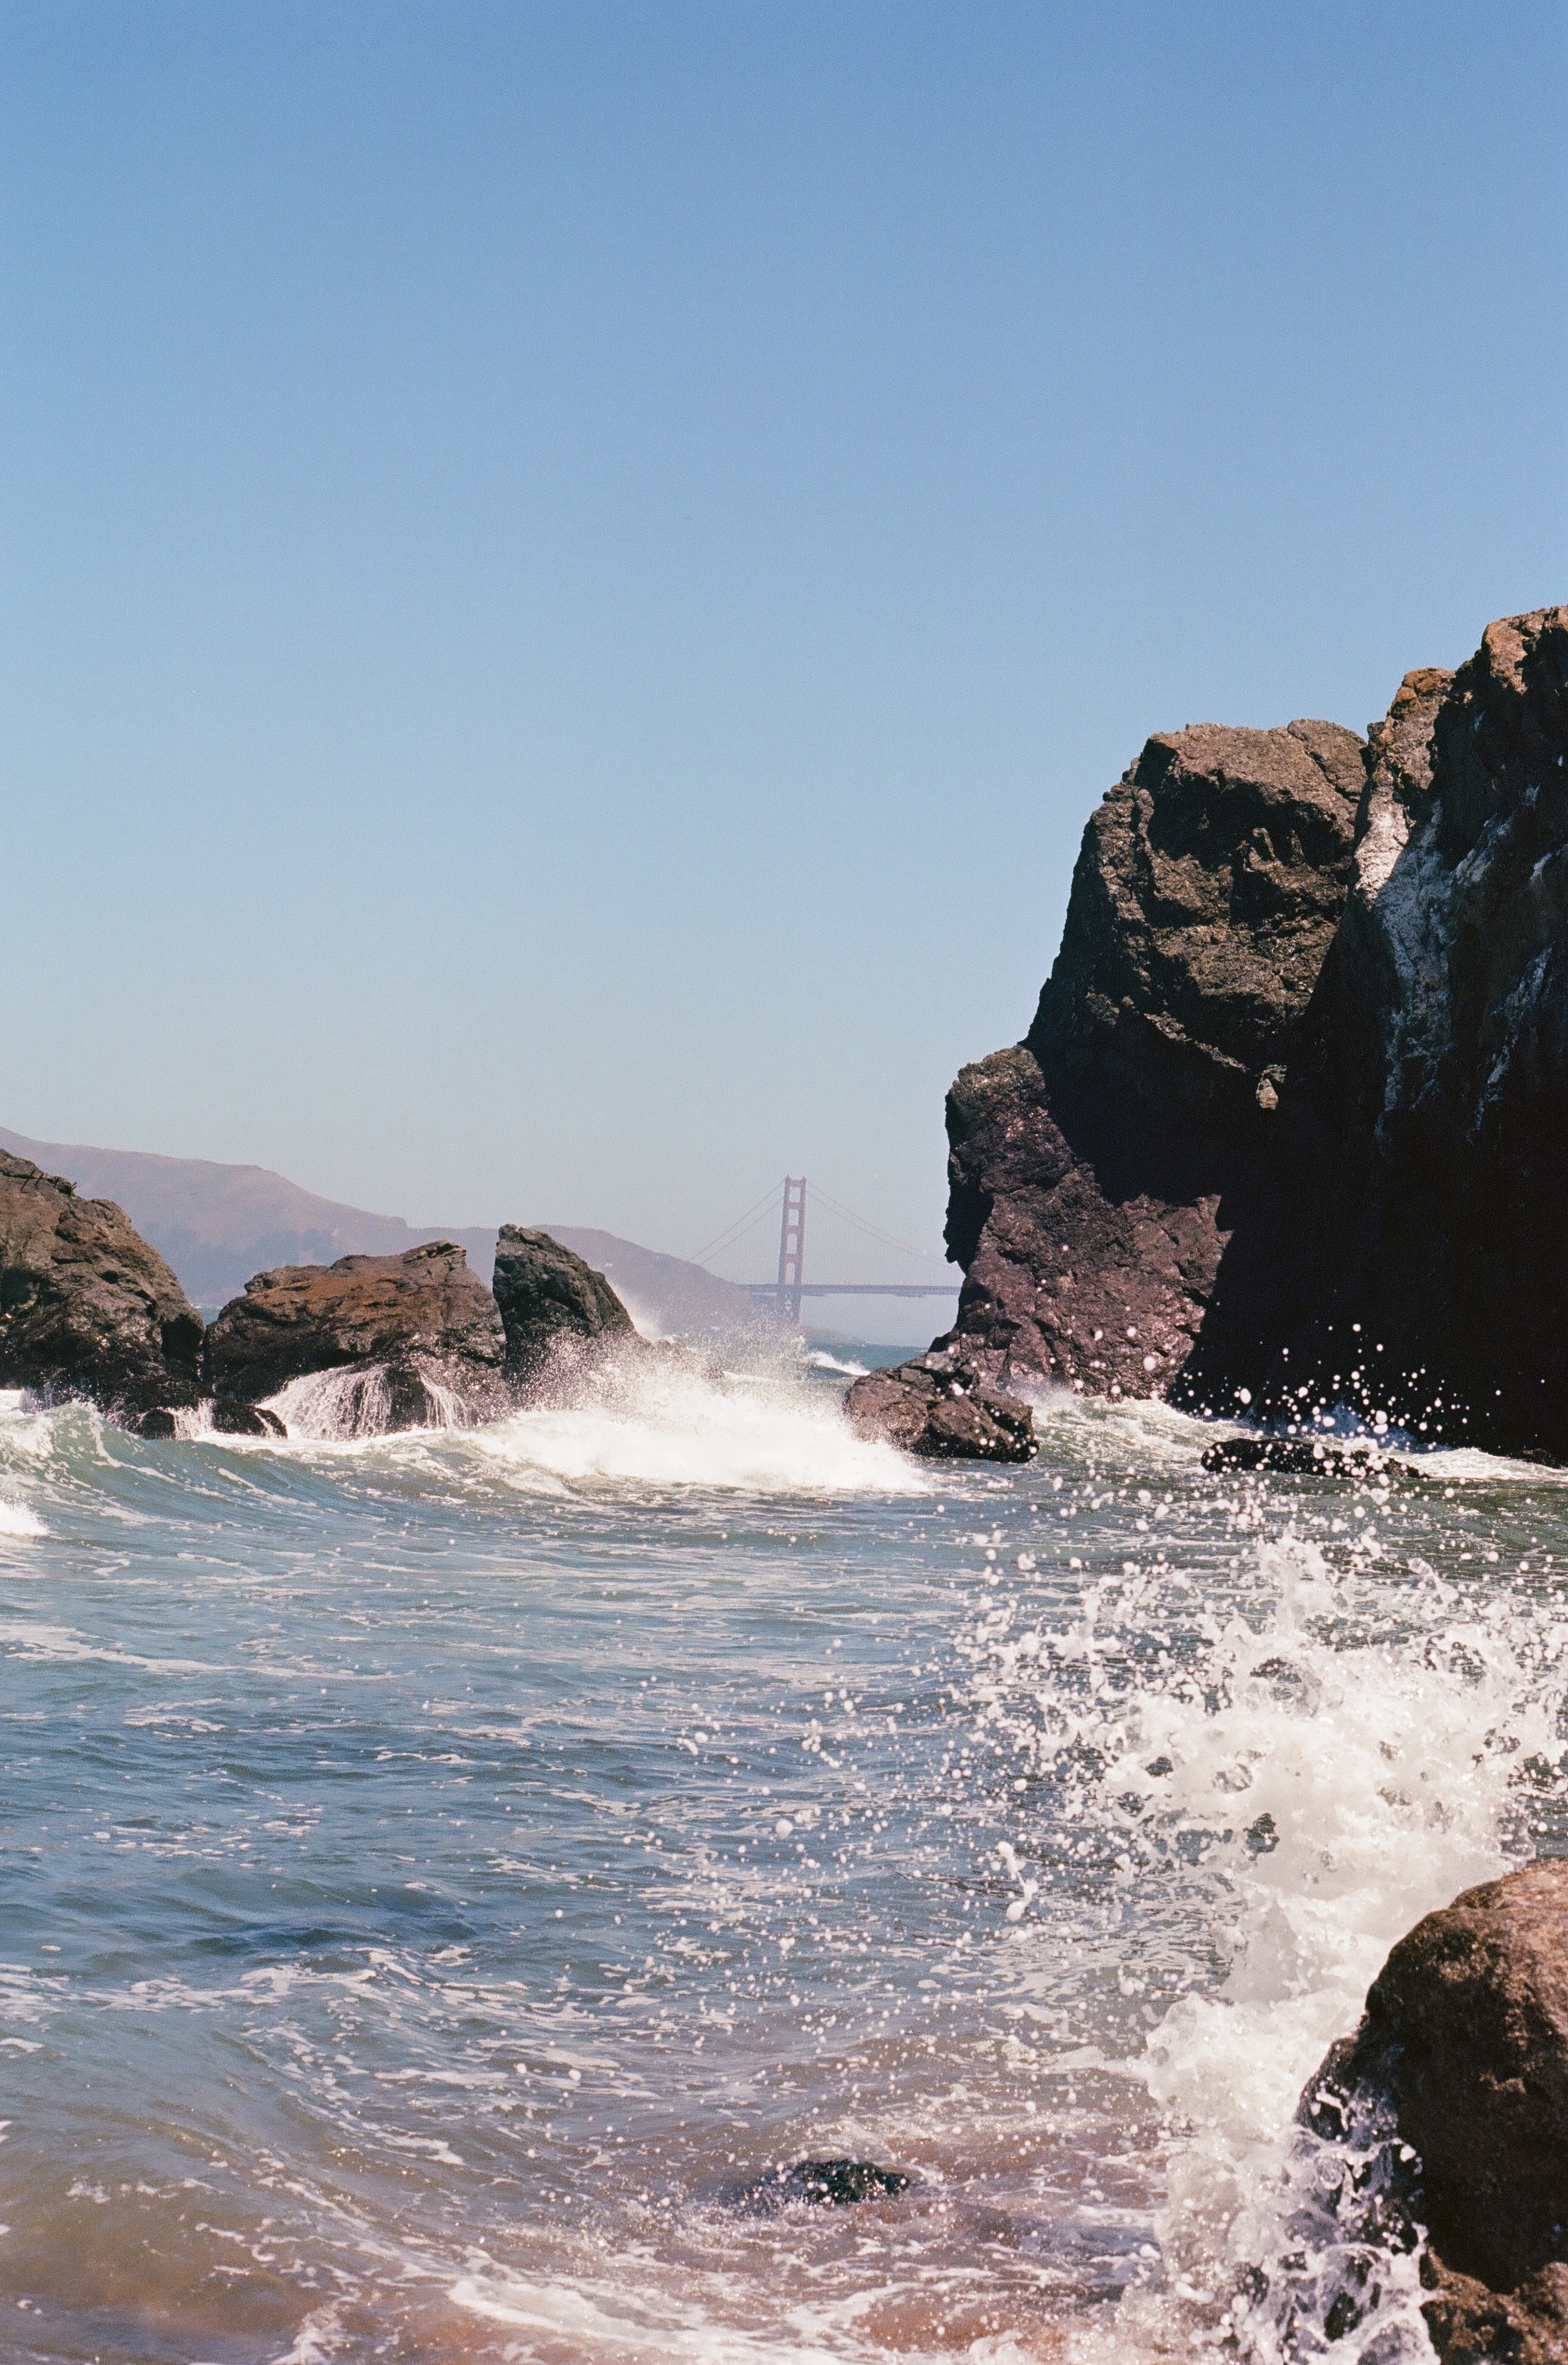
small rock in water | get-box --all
[844,1356,1035,1462]
[212,1399,286,1437]
[1200,1432,1396,1475]
[136,1408,179,1439]
[738,2157,914,2211]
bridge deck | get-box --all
[741,1281,958,1299]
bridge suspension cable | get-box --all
[695,1176,960,1314]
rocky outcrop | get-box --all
[1186,610,1568,1457]
[881,604,1568,1461]
[872,720,1364,1430]
[491,1226,643,1390]
[843,1351,1035,1461]
[203,1241,509,1433]
[1303,1858,1568,2362]
[0,1151,203,1419]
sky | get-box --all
[3,0,1564,1308]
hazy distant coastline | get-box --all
[0,1126,755,1337]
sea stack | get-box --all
[0,1149,203,1423]
[853,604,1568,1464]
[1186,610,1568,1458]
[847,715,1363,1448]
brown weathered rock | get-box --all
[1188,608,1568,1459]
[843,1353,1035,1461]
[203,1241,509,1431]
[1304,1858,1568,2361]
[0,1150,203,1419]
[934,719,1364,1399]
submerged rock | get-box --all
[1304,1858,1568,2363]
[0,1150,203,1421]
[1199,1431,1401,1476]
[211,1399,286,1438]
[203,1241,509,1433]
[491,1225,643,1391]
[927,719,1365,1405]
[843,1353,1035,1461]
[738,2158,914,2211]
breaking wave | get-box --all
[466,1355,924,1495]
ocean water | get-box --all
[2,1349,1567,2365]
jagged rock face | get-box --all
[1304,1859,1568,2363]
[937,720,1364,1398]
[843,1353,1035,1462]
[491,1226,640,1390]
[0,1150,203,1415]
[203,1241,509,1431]
[1189,609,1568,1455]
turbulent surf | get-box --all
[2,1354,1565,2363]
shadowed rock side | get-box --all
[0,1150,203,1418]
[1302,1859,1568,2363]
[848,719,1363,1449]
[1186,608,1568,1460]
[203,1241,510,1432]
[490,1224,642,1390]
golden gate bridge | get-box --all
[693,1176,960,1324]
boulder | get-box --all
[203,1241,509,1433]
[491,1225,642,1390]
[1302,1858,1568,2362]
[932,719,1364,1402]
[843,1353,1035,1461]
[1188,610,1568,1458]
[0,1150,203,1420]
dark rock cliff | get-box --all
[859,604,1568,1463]
[859,720,1364,1434]
[0,1151,203,1417]
[1187,608,1568,1458]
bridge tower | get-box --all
[777,1176,807,1322]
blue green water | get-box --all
[2,1350,1566,2363]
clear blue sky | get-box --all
[3,0,1563,1281]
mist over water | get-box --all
[2,1356,1566,2363]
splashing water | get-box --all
[0,1363,1564,2361]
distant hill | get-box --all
[0,1127,759,1337]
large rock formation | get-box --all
[945,718,1364,1399]
[862,604,1568,1464]
[203,1241,509,1433]
[1303,1858,1568,2362]
[0,1151,203,1418]
[849,718,1365,1448]
[490,1225,643,1390]
[1187,610,1568,1457]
